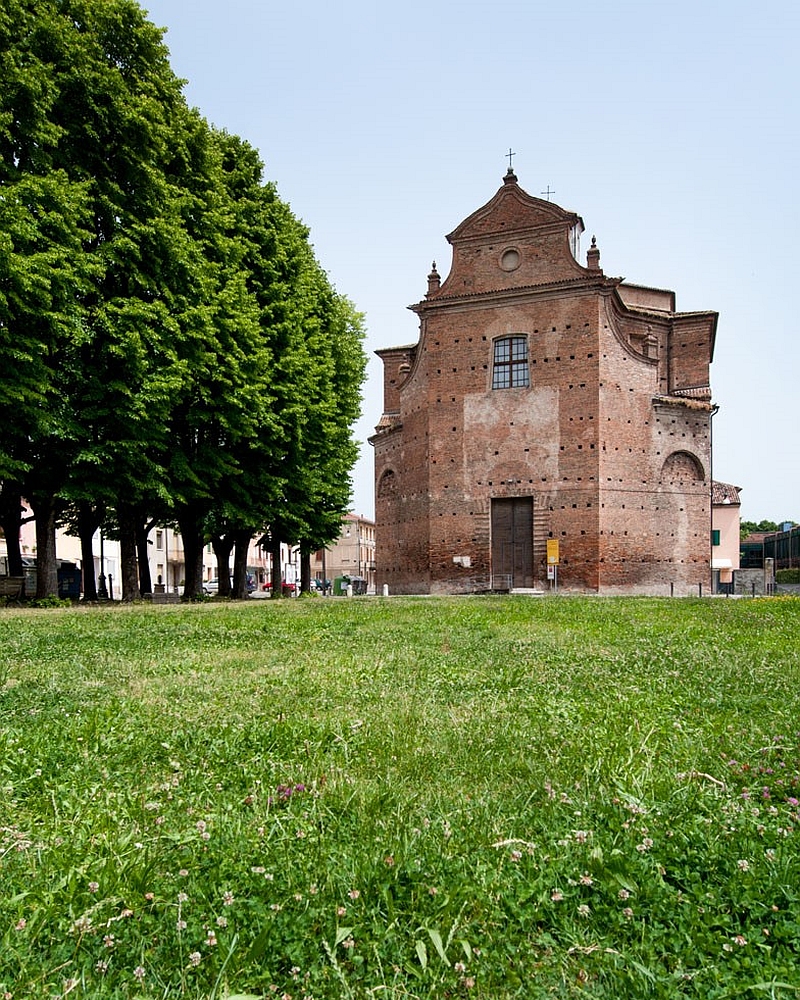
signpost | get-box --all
[547,539,560,593]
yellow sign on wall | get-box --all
[547,539,560,565]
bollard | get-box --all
[382,584,389,597]
[346,584,353,598]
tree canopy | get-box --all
[0,0,366,598]
[740,519,796,539]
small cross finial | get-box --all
[541,185,555,201]
[506,147,515,170]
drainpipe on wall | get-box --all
[709,403,720,595]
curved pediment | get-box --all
[428,171,590,296]
[447,170,582,245]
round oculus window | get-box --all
[500,248,520,272]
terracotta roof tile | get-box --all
[712,481,741,505]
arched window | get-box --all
[492,335,529,389]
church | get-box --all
[370,169,718,595]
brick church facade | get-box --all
[370,170,718,595]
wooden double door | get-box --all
[491,497,534,590]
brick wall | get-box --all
[371,173,718,595]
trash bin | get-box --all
[22,557,36,597]
[57,561,82,600]
[333,576,349,596]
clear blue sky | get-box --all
[144,0,799,524]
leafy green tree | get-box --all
[191,131,366,601]
[0,0,98,595]
[740,519,795,540]
[1,1,367,601]
[0,169,93,594]
[164,129,270,599]
[267,273,366,593]
[0,0,195,595]
[51,3,212,600]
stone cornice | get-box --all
[409,274,620,315]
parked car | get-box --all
[260,579,297,595]
[203,575,257,596]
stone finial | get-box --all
[503,167,518,185]
[587,235,601,271]
[426,261,441,297]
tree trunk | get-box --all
[30,493,59,598]
[0,484,25,577]
[270,533,282,597]
[300,548,311,594]
[77,501,102,601]
[135,515,156,596]
[178,508,205,600]
[232,529,251,598]
[211,533,234,597]
[117,504,139,601]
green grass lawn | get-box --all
[1,595,800,999]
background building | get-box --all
[311,513,376,593]
[0,506,291,599]
[371,171,718,595]
[711,481,741,593]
